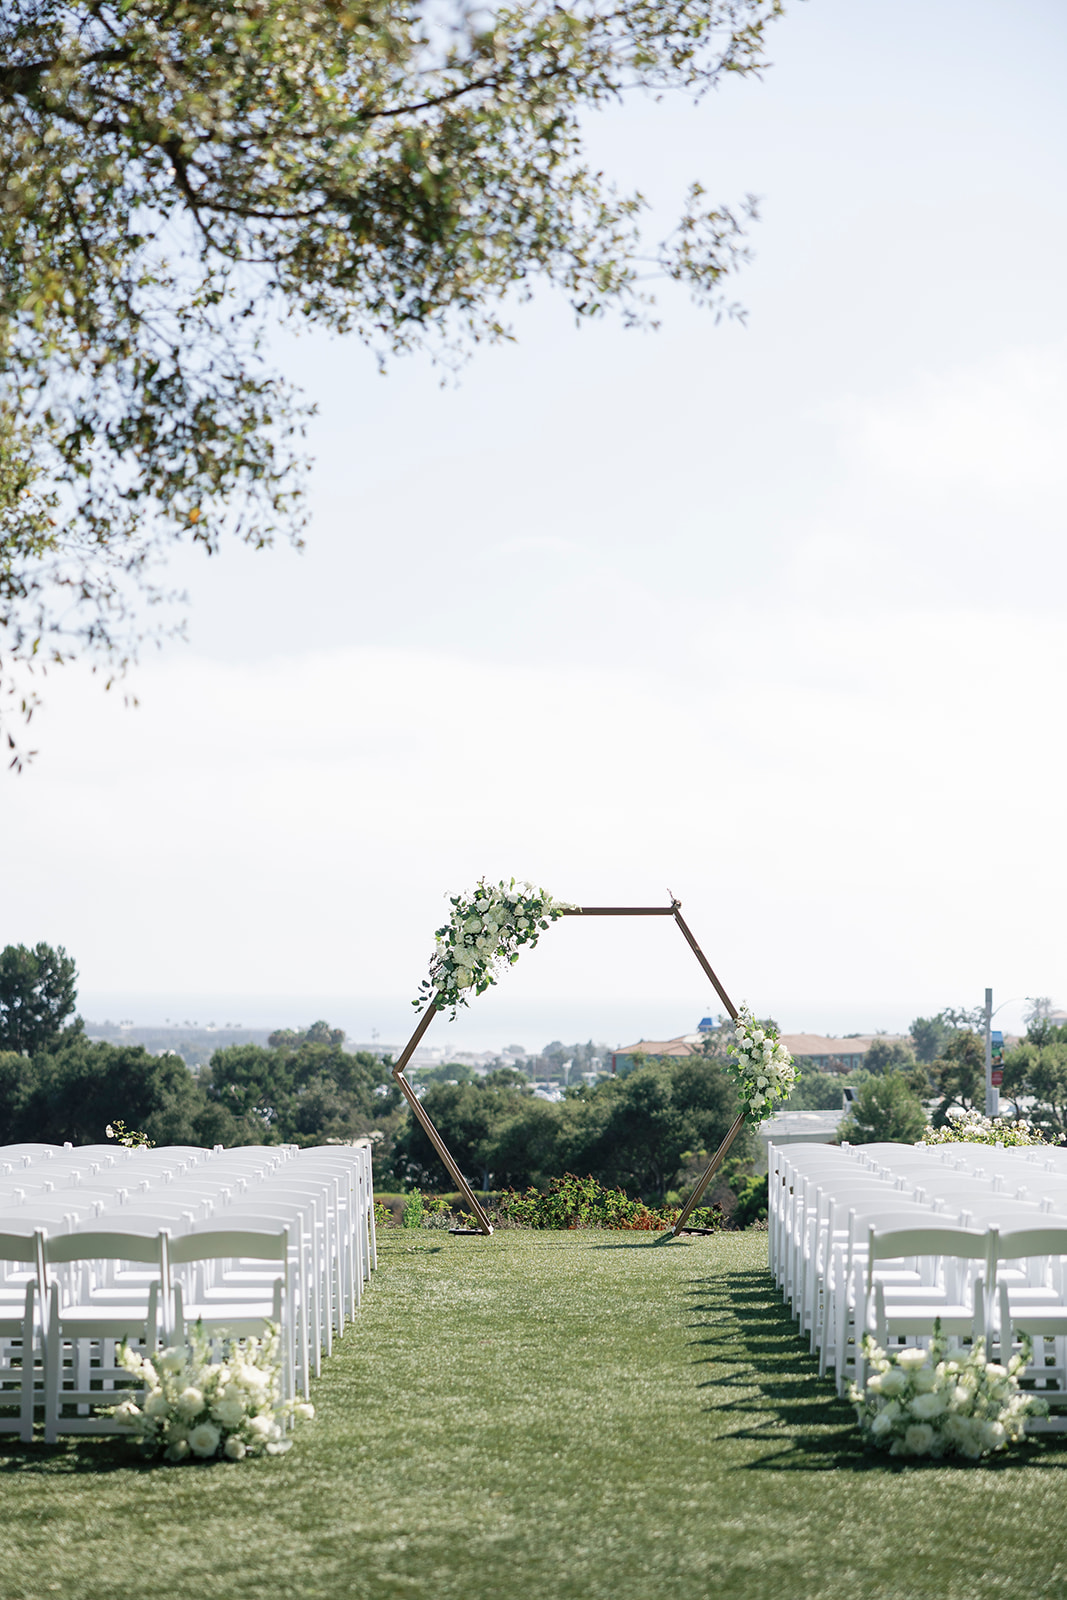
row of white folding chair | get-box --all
[825,1208,1000,1393]
[853,1220,1067,1424]
[0,1144,370,1377]
[773,1146,1025,1387]
[791,1169,906,1342]
[37,1224,292,1441]
[820,1191,1066,1393]
[771,1148,881,1312]
[295,1149,373,1318]
[768,1145,855,1288]
[851,1222,995,1391]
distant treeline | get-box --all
[0,1026,401,1154]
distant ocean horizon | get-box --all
[77,990,929,1056]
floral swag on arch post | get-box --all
[392,878,795,1238]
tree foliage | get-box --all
[0,0,781,753]
[909,1009,982,1064]
[863,1038,916,1075]
[391,1056,747,1197]
[0,940,78,1053]
[836,1071,927,1146]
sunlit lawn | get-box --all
[2,1229,1067,1600]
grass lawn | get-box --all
[3,1230,1067,1599]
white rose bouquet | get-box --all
[416,878,573,1019]
[923,1111,1064,1148]
[725,1007,797,1127]
[108,1322,314,1462]
[850,1327,1046,1459]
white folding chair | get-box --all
[855,1224,992,1390]
[992,1225,1067,1421]
[0,1233,42,1441]
[42,1228,168,1441]
[169,1226,294,1408]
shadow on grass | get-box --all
[0,1436,149,1475]
[687,1268,1067,1474]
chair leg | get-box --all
[43,1287,60,1445]
[19,1285,35,1444]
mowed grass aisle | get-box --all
[4,1232,1067,1600]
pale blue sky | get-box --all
[4,0,1066,1051]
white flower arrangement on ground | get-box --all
[849,1327,1047,1459]
[922,1111,1064,1147]
[109,1322,314,1462]
[725,1008,797,1127]
[416,878,574,1019]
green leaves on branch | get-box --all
[0,0,781,754]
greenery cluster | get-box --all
[417,879,571,1018]
[495,1172,725,1232]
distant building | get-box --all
[613,1027,908,1075]
[612,1034,705,1073]
[778,1034,887,1072]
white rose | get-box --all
[912,1367,939,1394]
[894,1347,930,1372]
[158,1348,186,1375]
[293,1402,315,1421]
[113,1400,142,1427]
[903,1423,935,1456]
[909,1390,948,1420]
[144,1388,170,1418]
[212,1398,246,1428]
[164,1438,191,1462]
[877,1367,908,1397]
[236,1364,270,1393]
[177,1386,205,1419]
[188,1421,222,1457]
[247,1414,278,1439]
[870,1408,895,1437]
[223,1436,247,1460]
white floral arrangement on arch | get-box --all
[725,1008,797,1127]
[849,1328,1046,1460]
[416,878,573,1019]
[109,1322,314,1462]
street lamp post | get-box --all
[984,987,998,1118]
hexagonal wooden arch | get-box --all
[392,897,747,1238]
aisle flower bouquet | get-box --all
[110,1322,313,1462]
[416,878,573,1018]
[850,1328,1046,1459]
[725,1008,797,1127]
[923,1111,1064,1148]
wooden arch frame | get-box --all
[392,897,747,1237]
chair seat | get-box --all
[1009,1305,1067,1335]
[877,1303,975,1333]
[880,1286,951,1303]
[179,1300,278,1327]
[55,1304,156,1338]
